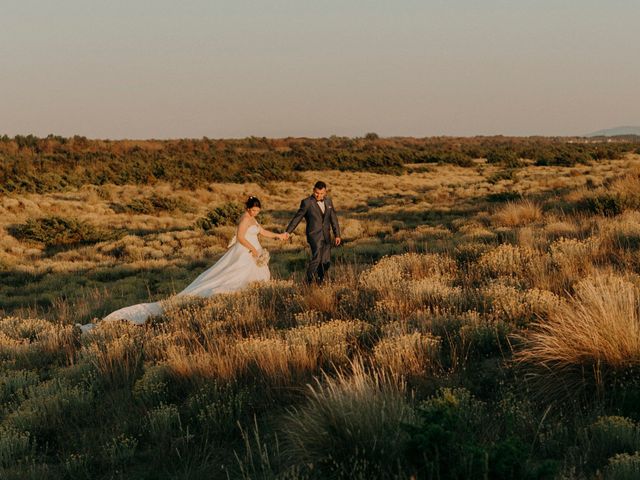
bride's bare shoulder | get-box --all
[237,213,257,230]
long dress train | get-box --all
[79,224,269,331]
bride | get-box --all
[79,196,286,332]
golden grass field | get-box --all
[2,155,640,479]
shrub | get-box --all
[583,194,625,217]
[404,388,538,480]
[0,425,32,468]
[9,216,119,247]
[5,379,94,443]
[102,433,138,469]
[478,243,537,280]
[485,191,522,203]
[62,452,91,479]
[0,370,40,404]
[488,168,518,184]
[589,416,640,467]
[146,403,182,446]
[373,332,440,377]
[0,317,78,370]
[195,202,245,231]
[132,364,170,406]
[430,311,512,365]
[404,388,489,479]
[80,323,145,388]
[605,452,640,480]
[360,253,457,290]
[486,149,524,168]
[120,194,194,214]
[578,171,640,217]
[186,381,251,439]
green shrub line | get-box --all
[0,134,637,193]
[8,216,123,248]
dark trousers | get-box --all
[306,239,331,285]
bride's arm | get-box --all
[236,217,260,257]
[259,226,287,240]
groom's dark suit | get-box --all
[286,195,341,284]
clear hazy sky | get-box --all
[1,0,638,139]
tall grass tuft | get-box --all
[517,274,640,392]
[281,360,412,478]
[493,199,543,227]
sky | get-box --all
[1,0,638,139]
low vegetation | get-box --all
[1,134,637,193]
[1,140,640,478]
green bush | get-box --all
[605,452,640,480]
[5,379,94,446]
[1,135,636,193]
[485,191,522,203]
[120,194,194,214]
[10,216,120,247]
[195,202,245,231]
[0,425,32,468]
[417,151,475,167]
[404,388,553,480]
[102,433,138,469]
[405,388,491,479]
[582,194,624,216]
[133,365,170,406]
[488,168,518,184]
[0,370,40,405]
[62,452,92,479]
[486,149,524,168]
[146,403,183,447]
[589,416,640,467]
[186,381,251,439]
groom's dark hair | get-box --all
[314,181,327,190]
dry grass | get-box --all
[493,200,543,227]
[81,322,145,387]
[373,332,440,377]
[3,156,640,477]
[517,274,640,379]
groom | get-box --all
[285,181,341,285]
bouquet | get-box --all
[256,249,270,267]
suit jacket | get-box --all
[286,195,340,245]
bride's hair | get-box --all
[245,196,261,209]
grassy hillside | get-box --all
[2,150,640,478]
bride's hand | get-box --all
[250,249,260,258]
[277,233,288,241]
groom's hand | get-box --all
[334,237,341,246]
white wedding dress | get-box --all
[79,223,269,332]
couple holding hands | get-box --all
[239,180,341,285]
[80,181,341,330]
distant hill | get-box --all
[586,126,640,137]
